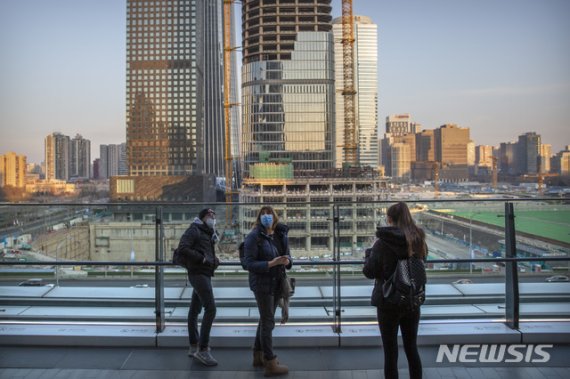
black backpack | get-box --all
[238,241,247,270]
[382,256,426,310]
[172,247,189,268]
[238,237,263,270]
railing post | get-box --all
[504,202,519,330]
[155,207,165,333]
[332,204,342,335]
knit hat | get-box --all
[198,208,216,220]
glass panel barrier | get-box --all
[0,199,568,330]
[512,199,570,320]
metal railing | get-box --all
[1,199,569,334]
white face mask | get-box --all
[205,218,216,229]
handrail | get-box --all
[0,197,565,207]
[1,256,568,267]
[1,199,568,335]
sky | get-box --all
[0,0,569,164]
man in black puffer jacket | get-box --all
[176,208,220,366]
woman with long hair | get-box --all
[363,202,427,379]
[243,205,292,377]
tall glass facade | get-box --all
[241,0,335,178]
[126,0,205,176]
[204,0,225,177]
[333,16,378,168]
[229,3,242,185]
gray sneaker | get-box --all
[194,348,218,366]
[187,344,198,357]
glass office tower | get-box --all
[204,0,226,177]
[241,0,335,178]
[126,0,225,177]
[333,16,378,168]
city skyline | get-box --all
[1,0,569,164]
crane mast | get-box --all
[223,0,235,222]
[341,0,357,166]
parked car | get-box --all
[18,278,53,287]
[452,279,473,284]
[545,275,569,282]
[130,284,149,288]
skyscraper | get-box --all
[203,0,225,177]
[539,143,552,173]
[100,143,127,179]
[416,130,435,162]
[434,124,470,166]
[333,16,378,168]
[499,141,518,175]
[475,145,494,168]
[126,0,226,177]
[241,0,335,178]
[44,132,70,181]
[228,3,242,185]
[517,132,541,175]
[385,114,420,137]
[391,143,412,179]
[434,124,470,181]
[70,134,91,179]
[117,0,224,200]
[0,152,26,188]
[552,146,570,175]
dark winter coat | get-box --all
[177,218,219,277]
[243,223,293,294]
[363,226,427,309]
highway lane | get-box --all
[0,274,561,288]
[425,233,469,260]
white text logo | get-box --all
[436,344,552,363]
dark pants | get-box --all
[187,274,216,349]
[377,307,422,379]
[254,291,279,361]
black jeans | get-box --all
[377,307,422,379]
[254,291,279,361]
[187,274,216,349]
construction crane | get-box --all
[523,172,558,195]
[223,0,238,223]
[341,0,358,166]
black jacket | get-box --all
[177,218,219,277]
[244,223,293,294]
[363,226,427,308]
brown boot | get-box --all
[253,350,264,367]
[264,357,288,377]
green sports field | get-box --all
[452,210,570,244]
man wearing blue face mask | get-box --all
[243,205,293,376]
[176,208,220,366]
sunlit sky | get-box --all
[1,0,569,164]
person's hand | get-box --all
[269,256,289,268]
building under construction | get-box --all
[241,0,336,179]
[239,172,390,255]
[237,0,389,252]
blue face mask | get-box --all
[260,214,273,228]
